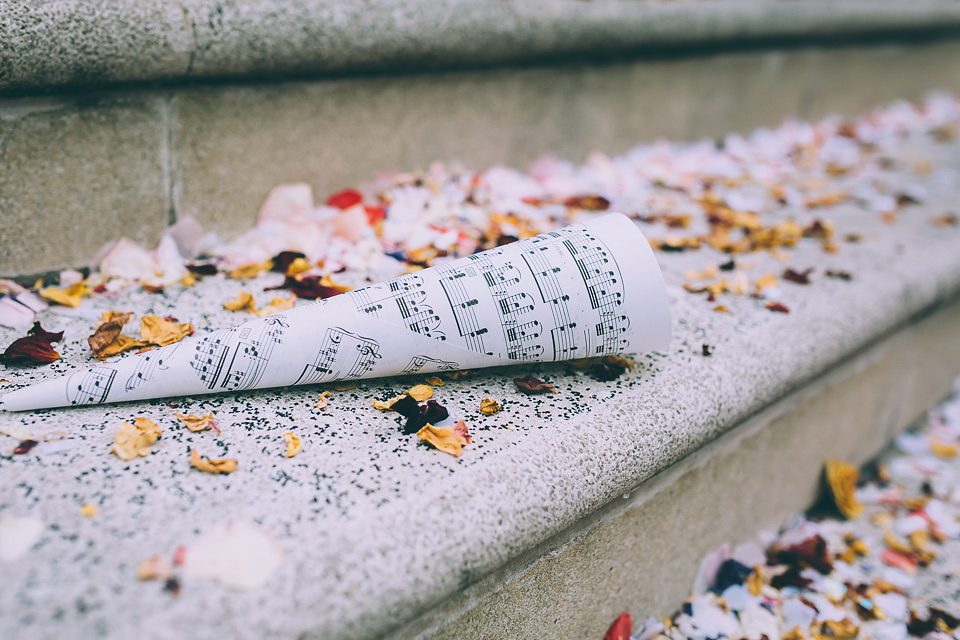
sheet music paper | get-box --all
[2,213,671,412]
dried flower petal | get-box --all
[373,394,408,411]
[513,374,555,394]
[267,274,351,300]
[0,322,64,365]
[97,334,149,359]
[754,273,779,294]
[479,398,502,415]
[227,261,272,279]
[223,291,255,312]
[314,391,333,409]
[932,213,959,227]
[417,421,470,457]
[88,311,134,359]
[12,439,39,455]
[78,504,96,517]
[407,384,434,402]
[269,251,307,274]
[282,432,302,458]
[424,376,444,386]
[110,418,162,461]
[765,301,790,313]
[137,555,173,581]
[563,194,610,211]
[38,281,90,308]
[587,358,628,381]
[825,270,853,281]
[251,295,296,317]
[327,188,364,210]
[186,263,218,276]
[182,520,284,591]
[826,459,862,519]
[783,268,814,285]
[139,315,193,347]
[173,412,219,434]
[190,449,237,474]
[604,613,632,640]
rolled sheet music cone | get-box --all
[2,213,671,412]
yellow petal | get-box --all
[78,504,97,517]
[282,432,302,458]
[223,290,256,312]
[110,418,162,461]
[189,449,237,474]
[424,376,444,386]
[479,398,502,416]
[417,424,469,457]
[227,261,272,279]
[39,282,90,308]
[406,384,433,402]
[252,295,296,317]
[754,273,779,293]
[825,459,862,519]
[314,391,333,409]
[285,257,312,276]
[181,272,197,287]
[373,394,406,411]
[97,334,150,359]
[931,441,958,458]
[173,412,218,433]
[140,314,194,346]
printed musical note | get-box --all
[346,274,425,318]
[125,343,181,391]
[66,366,117,405]
[400,355,460,375]
[220,325,283,391]
[189,327,236,389]
[436,264,492,355]
[295,327,381,385]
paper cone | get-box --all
[2,213,671,411]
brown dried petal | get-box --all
[782,268,813,285]
[825,270,853,281]
[88,311,134,358]
[513,374,555,395]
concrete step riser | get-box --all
[4,39,960,276]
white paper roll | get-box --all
[2,213,671,411]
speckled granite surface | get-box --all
[3,134,960,639]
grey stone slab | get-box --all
[0,95,171,277]
[171,39,960,240]
[4,0,960,96]
[2,132,960,639]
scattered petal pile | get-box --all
[603,383,960,640]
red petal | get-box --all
[327,189,364,210]
[604,613,632,640]
[364,205,387,225]
[27,321,63,343]
[1,322,63,365]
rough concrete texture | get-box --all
[0,95,171,276]
[5,38,960,276]
[2,133,960,639]
[3,0,960,96]
[389,300,960,640]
